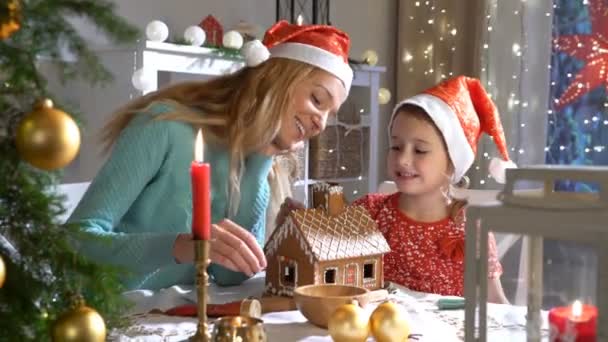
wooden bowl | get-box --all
[293,284,369,328]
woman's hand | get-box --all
[275,197,306,227]
[173,219,266,276]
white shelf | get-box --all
[137,41,245,95]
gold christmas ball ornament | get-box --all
[16,99,81,171]
[0,254,5,288]
[328,301,369,342]
[369,301,410,342]
[0,0,21,40]
[52,298,106,342]
[378,88,392,105]
[361,49,379,66]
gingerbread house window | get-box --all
[324,268,337,284]
[280,258,297,287]
[363,261,376,281]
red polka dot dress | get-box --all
[353,193,502,296]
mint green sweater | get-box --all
[69,103,272,290]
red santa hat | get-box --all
[241,20,353,92]
[389,76,516,184]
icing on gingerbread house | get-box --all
[264,183,390,297]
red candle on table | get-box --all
[549,300,597,342]
[191,129,211,240]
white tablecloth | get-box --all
[110,274,549,341]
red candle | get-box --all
[191,129,211,240]
[549,300,597,342]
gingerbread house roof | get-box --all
[265,204,390,262]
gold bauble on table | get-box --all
[369,301,410,342]
[0,0,21,39]
[52,296,106,342]
[0,254,5,288]
[327,301,369,342]
[361,49,379,66]
[15,99,81,171]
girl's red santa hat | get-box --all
[241,20,353,93]
[390,76,517,184]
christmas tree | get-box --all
[0,0,139,340]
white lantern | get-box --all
[184,25,206,46]
[145,20,169,42]
[131,68,155,92]
[223,30,244,50]
[464,165,608,341]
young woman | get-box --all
[69,21,353,290]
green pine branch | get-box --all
[0,0,139,340]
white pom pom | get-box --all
[146,20,169,42]
[184,26,206,46]
[488,157,517,184]
[241,40,270,67]
[131,68,155,92]
[223,30,244,49]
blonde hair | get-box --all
[392,104,468,221]
[101,58,319,216]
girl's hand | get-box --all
[173,220,266,277]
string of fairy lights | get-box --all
[401,0,607,187]
[548,1,608,163]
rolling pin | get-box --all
[164,297,296,318]
[211,296,297,317]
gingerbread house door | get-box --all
[344,263,358,285]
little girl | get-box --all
[354,76,514,303]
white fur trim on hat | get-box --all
[488,157,517,184]
[241,40,270,67]
[390,94,475,183]
[269,42,353,93]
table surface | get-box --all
[110,274,549,342]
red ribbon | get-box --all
[438,235,465,262]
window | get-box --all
[363,262,375,280]
[324,268,336,284]
[279,258,297,287]
[283,265,295,286]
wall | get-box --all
[54,0,397,185]
[332,0,398,186]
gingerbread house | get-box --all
[264,183,391,297]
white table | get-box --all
[110,274,549,341]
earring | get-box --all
[456,175,470,189]
[441,185,453,206]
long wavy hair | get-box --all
[101,58,319,216]
[391,103,469,221]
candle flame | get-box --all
[194,129,204,162]
[571,300,582,318]
[296,14,304,25]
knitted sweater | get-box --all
[68,102,272,290]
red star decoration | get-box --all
[554,0,608,111]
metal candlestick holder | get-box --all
[190,239,212,342]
